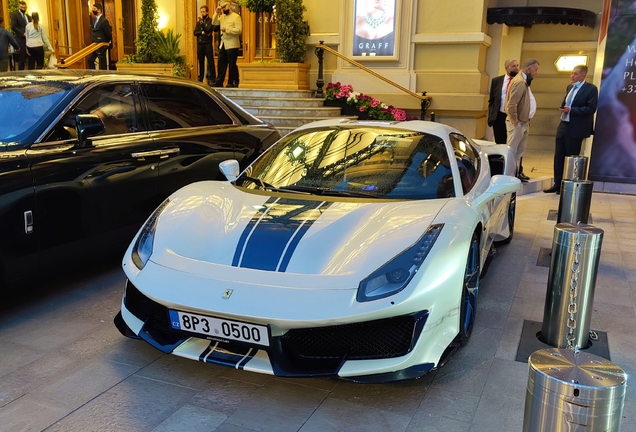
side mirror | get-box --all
[76,114,105,146]
[219,159,240,181]
[472,175,521,208]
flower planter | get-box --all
[116,63,175,76]
[238,62,310,90]
[324,99,369,120]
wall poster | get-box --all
[589,1,636,184]
[352,0,398,59]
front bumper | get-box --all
[116,280,434,382]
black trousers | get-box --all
[553,121,583,186]
[16,40,27,70]
[214,47,239,87]
[492,111,508,144]
[87,47,108,70]
[27,45,45,70]
[197,43,215,82]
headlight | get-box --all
[131,199,170,270]
[357,224,444,302]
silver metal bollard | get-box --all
[541,223,603,349]
[558,180,593,224]
[563,155,589,181]
[523,348,627,432]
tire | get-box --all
[495,192,516,245]
[459,232,480,346]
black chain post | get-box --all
[315,41,325,98]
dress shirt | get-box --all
[528,87,536,119]
[561,81,583,122]
[500,75,513,113]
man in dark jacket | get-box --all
[488,59,519,144]
[194,5,216,84]
[1,17,20,72]
[87,3,112,70]
[10,1,31,70]
[544,65,598,193]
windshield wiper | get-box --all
[280,185,377,198]
[236,175,308,194]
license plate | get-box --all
[168,310,269,347]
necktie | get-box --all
[23,12,27,24]
[506,76,513,93]
[561,83,580,121]
[94,17,99,29]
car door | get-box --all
[0,148,40,284]
[139,82,269,198]
[29,82,161,270]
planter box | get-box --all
[116,63,174,76]
[238,62,310,90]
[324,99,369,119]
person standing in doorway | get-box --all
[543,65,598,193]
[195,5,216,84]
[10,1,31,70]
[0,18,20,72]
[505,59,540,180]
[87,3,112,70]
[212,1,242,88]
[25,12,55,70]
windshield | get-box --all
[240,126,455,200]
[0,81,71,142]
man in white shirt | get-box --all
[211,1,242,88]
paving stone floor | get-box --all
[0,166,635,431]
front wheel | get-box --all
[459,233,480,346]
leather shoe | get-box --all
[543,185,559,193]
[517,172,530,181]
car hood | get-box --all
[149,181,450,278]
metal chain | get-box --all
[573,160,579,180]
[566,232,582,350]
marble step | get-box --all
[245,106,343,117]
[214,87,314,99]
[228,96,327,107]
[259,115,357,128]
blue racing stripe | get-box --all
[234,198,331,271]
[232,196,279,266]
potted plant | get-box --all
[116,0,186,76]
[238,0,310,89]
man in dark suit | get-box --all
[87,3,112,70]
[488,59,519,144]
[544,65,598,193]
[10,1,31,70]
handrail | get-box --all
[57,42,110,68]
[314,42,432,120]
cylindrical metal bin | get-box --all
[558,180,593,224]
[523,348,627,432]
[563,156,589,181]
[541,223,603,349]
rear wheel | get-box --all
[495,192,516,245]
[459,233,480,346]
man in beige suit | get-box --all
[212,1,242,87]
[505,59,539,179]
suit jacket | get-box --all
[487,75,505,126]
[562,81,598,140]
[91,15,112,46]
[505,73,530,123]
[0,27,20,60]
[10,10,31,42]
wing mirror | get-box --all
[472,175,521,208]
[76,114,105,146]
[219,159,240,181]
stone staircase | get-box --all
[215,88,355,136]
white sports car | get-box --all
[115,119,520,382]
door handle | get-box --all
[24,211,33,234]
[131,150,162,158]
[160,148,180,156]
